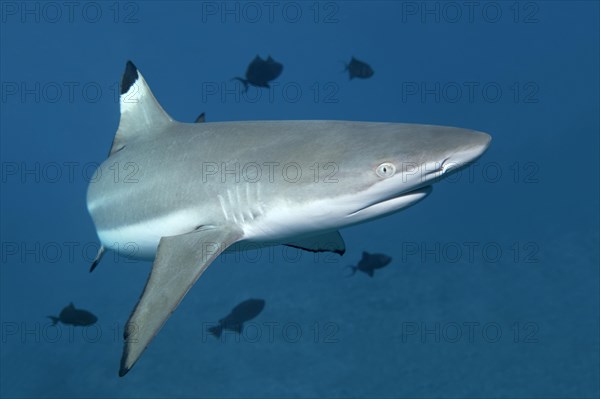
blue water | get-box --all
[1,1,598,397]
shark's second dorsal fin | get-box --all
[109,61,174,156]
[194,112,206,123]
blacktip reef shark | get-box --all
[87,61,491,376]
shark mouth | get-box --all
[348,186,433,218]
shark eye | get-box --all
[376,162,396,178]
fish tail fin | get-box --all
[48,316,59,326]
[344,265,357,277]
[208,325,223,338]
[232,77,249,92]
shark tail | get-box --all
[48,316,60,326]
[208,325,223,338]
[108,61,175,156]
[232,77,249,92]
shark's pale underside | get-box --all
[87,61,491,376]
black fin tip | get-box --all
[121,60,139,95]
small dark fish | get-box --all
[233,55,283,92]
[347,251,391,277]
[208,299,265,338]
[345,57,374,80]
[48,303,97,326]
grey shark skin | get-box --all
[86,61,491,376]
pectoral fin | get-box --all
[285,231,346,255]
[119,226,242,377]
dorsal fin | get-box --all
[194,112,205,123]
[109,61,173,156]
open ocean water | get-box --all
[1,1,598,398]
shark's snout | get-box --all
[423,129,492,178]
[447,130,492,170]
[389,127,492,192]
[467,130,492,160]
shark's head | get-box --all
[240,122,491,241]
[332,124,491,226]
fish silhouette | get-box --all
[208,299,265,338]
[345,57,374,80]
[48,303,97,326]
[347,252,391,277]
[233,55,283,92]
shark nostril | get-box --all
[437,157,460,174]
[426,158,450,176]
[439,158,450,173]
